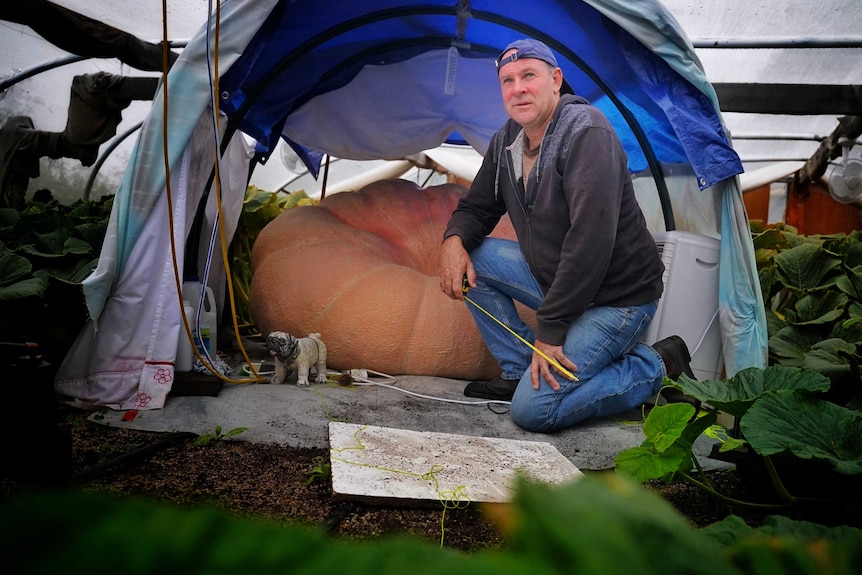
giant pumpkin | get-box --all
[249,179,532,380]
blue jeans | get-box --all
[468,238,665,433]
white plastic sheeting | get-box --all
[3,0,859,188]
[54,0,271,410]
[668,0,862,172]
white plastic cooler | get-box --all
[642,231,724,381]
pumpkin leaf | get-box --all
[725,521,862,574]
[752,227,790,251]
[642,403,696,452]
[0,276,47,301]
[18,228,71,258]
[73,221,109,250]
[768,326,823,364]
[754,248,778,267]
[672,366,830,418]
[802,351,852,377]
[0,251,32,286]
[39,257,99,284]
[843,236,862,268]
[707,431,746,453]
[775,243,842,293]
[820,232,856,254]
[0,207,19,229]
[613,444,689,483]
[789,291,848,325]
[509,474,733,575]
[835,265,862,299]
[741,391,862,475]
[681,410,718,446]
[700,515,756,547]
[831,315,862,343]
[63,236,94,256]
[614,404,713,482]
[757,514,862,541]
[757,263,777,294]
[765,310,788,337]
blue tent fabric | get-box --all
[62,0,767,411]
[612,27,741,190]
[215,0,763,376]
[218,0,743,189]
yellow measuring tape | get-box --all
[462,278,578,381]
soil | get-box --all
[1,406,774,552]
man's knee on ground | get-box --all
[510,400,557,433]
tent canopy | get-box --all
[24,0,773,410]
[218,0,741,192]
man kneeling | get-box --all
[437,39,693,433]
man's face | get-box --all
[498,51,562,133]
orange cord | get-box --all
[161,1,265,384]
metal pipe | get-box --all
[0,40,188,93]
[732,134,823,142]
[0,54,86,93]
[732,135,861,145]
[740,157,812,163]
[83,121,143,200]
[692,37,862,49]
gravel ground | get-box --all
[1,406,771,552]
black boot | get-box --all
[463,377,519,401]
[652,336,700,410]
[652,335,695,381]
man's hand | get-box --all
[530,340,577,391]
[438,236,474,301]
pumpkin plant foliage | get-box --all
[617,223,862,521]
[616,366,862,519]
[0,195,111,365]
[753,222,862,410]
[230,186,315,327]
[0,187,312,356]
[3,473,861,575]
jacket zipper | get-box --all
[505,147,536,270]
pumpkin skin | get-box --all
[249,179,533,380]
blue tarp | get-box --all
[220,0,742,190]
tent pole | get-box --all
[84,122,143,200]
[320,154,331,200]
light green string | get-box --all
[330,425,471,547]
[313,384,350,423]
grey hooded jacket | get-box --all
[443,93,664,345]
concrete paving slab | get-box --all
[329,422,583,504]
[90,371,730,472]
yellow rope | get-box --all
[207,3,267,384]
[462,291,578,381]
[161,2,264,384]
